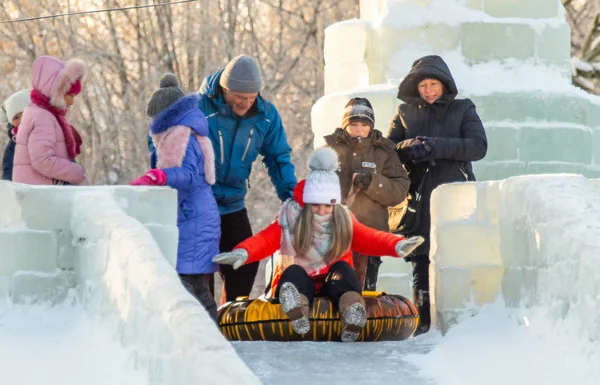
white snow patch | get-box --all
[406,300,600,385]
[0,301,148,385]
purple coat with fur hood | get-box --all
[150,94,220,274]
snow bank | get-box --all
[406,301,600,385]
[429,174,600,343]
[71,191,260,385]
[0,301,149,384]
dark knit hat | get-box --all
[219,55,262,93]
[341,97,375,129]
[147,73,185,118]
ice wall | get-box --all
[0,182,178,303]
[312,0,600,180]
[429,175,600,338]
[0,182,259,384]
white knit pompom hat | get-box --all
[303,147,342,205]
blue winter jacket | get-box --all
[197,69,297,215]
[2,124,15,180]
[149,94,220,274]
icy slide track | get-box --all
[1,176,600,384]
[0,182,260,385]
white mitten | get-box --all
[395,236,425,259]
[212,248,249,270]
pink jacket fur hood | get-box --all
[13,55,86,185]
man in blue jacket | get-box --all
[198,55,297,302]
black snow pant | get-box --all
[180,273,218,322]
[218,208,259,303]
[411,255,431,335]
[275,261,362,309]
[364,257,382,291]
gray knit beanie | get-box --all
[147,73,185,118]
[219,55,262,93]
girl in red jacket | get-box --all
[213,147,423,342]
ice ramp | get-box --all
[0,182,259,385]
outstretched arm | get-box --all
[351,215,423,258]
[235,220,282,264]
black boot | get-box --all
[411,257,430,336]
[413,289,430,336]
[363,257,382,291]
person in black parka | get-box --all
[387,55,487,335]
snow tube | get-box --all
[217,292,419,342]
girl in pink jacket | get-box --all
[13,55,87,185]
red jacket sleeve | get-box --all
[234,219,282,264]
[351,215,404,257]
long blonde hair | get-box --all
[293,204,353,263]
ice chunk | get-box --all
[483,0,559,19]
[485,125,518,161]
[430,183,477,225]
[0,275,9,301]
[461,22,535,62]
[501,267,539,307]
[20,186,79,230]
[471,92,589,125]
[145,224,179,268]
[526,162,584,175]
[472,161,526,182]
[475,180,500,225]
[368,24,460,80]
[324,19,370,65]
[470,264,503,305]
[113,186,177,226]
[57,229,76,270]
[0,182,22,226]
[431,266,471,309]
[11,270,75,304]
[324,62,370,95]
[432,224,501,268]
[536,23,571,63]
[0,229,57,274]
[520,126,592,163]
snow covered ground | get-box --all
[235,299,600,385]
[0,298,148,385]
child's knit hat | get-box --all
[302,147,341,205]
[146,73,185,118]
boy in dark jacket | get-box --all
[325,98,410,290]
[1,89,31,180]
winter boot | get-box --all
[279,282,311,335]
[413,289,431,336]
[338,291,367,342]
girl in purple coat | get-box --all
[131,74,220,321]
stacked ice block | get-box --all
[313,0,600,179]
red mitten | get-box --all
[130,169,167,186]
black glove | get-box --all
[406,137,436,161]
[353,171,372,189]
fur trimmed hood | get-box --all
[31,56,86,109]
[149,94,208,137]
